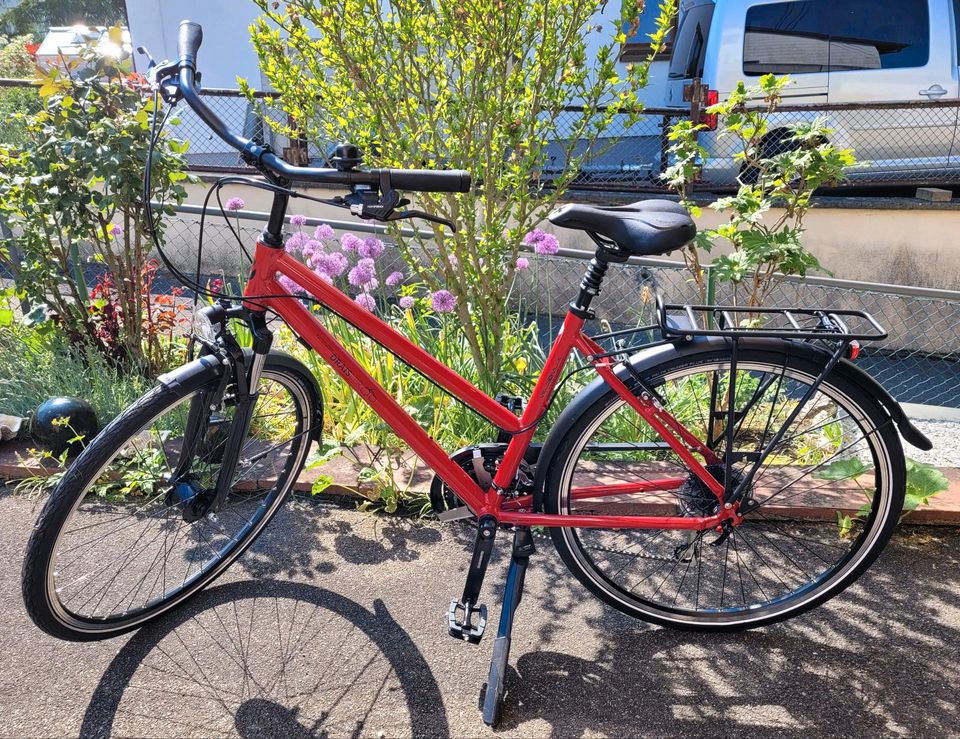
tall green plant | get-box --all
[250,0,675,389]
[0,37,191,373]
[666,75,854,307]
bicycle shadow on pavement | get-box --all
[502,529,960,737]
[80,579,449,739]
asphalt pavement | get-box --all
[0,491,958,738]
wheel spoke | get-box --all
[553,356,896,625]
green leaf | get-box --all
[904,458,949,505]
[310,474,334,495]
[814,457,873,481]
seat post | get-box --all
[570,251,610,319]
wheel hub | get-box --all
[677,463,749,517]
[165,476,215,522]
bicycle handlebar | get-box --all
[170,20,471,194]
[178,20,202,70]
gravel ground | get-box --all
[908,418,960,467]
[1,491,959,738]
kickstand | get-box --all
[482,527,535,727]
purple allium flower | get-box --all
[324,251,348,277]
[289,214,307,227]
[523,229,560,256]
[314,223,335,241]
[515,257,529,270]
[446,253,459,268]
[399,295,415,310]
[348,257,377,288]
[358,236,385,260]
[430,289,456,313]
[354,293,376,311]
[110,224,124,239]
[314,270,333,284]
[302,239,322,259]
[225,197,245,211]
[535,233,560,255]
[341,233,363,252]
[385,270,404,286]
[277,273,303,294]
[285,231,309,254]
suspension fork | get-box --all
[207,311,273,512]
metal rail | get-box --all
[166,202,960,303]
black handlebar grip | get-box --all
[178,20,203,69]
[387,169,472,193]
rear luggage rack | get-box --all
[657,300,887,342]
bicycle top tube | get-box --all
[168,21,471,194]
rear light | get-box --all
[701,88,719,131]
[847,341,861,361]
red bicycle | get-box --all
[22,22,932,726]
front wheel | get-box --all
[543,345,905,631]
[22,352,318,641]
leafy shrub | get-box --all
[0,34,39,148]
[250,0,675,389]
[0,310,152,423]
[0,35,191,374]
[666,74,854,307]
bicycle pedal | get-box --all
[448,598,487,643]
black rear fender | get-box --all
[531,336,928,511]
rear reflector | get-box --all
[702,89,719,130]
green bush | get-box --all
[0,34,39,148]
[251,0,676,390]
[666,75,854,307]
[0,316,152,423]
[0,36,191,374]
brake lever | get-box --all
[335,184,457,232]
[137,47,183,102]
[384,208,457,233]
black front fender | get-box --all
[157,349,324,442]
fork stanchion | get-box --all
[482,527,536,727]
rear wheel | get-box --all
[544,347,905,631]
[22,355,317,640]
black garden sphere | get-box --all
[30,397,100,457]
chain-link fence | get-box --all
[142,203,960,411]
[8,77,960,191]
[695,99,960,190]
[504,250,960,410]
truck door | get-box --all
[827,0,957,176]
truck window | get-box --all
[744,1,831,75]
[744,0,929,75]
[829,0,929,70]
[668,2,715,79]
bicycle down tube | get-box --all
[244,241,732,532]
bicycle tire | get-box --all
[543,345,905,631]
[22,354,318,641]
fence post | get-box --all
[705,264,716,329]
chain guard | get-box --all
[429,443,539,520]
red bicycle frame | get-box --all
[244,241,734,532]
